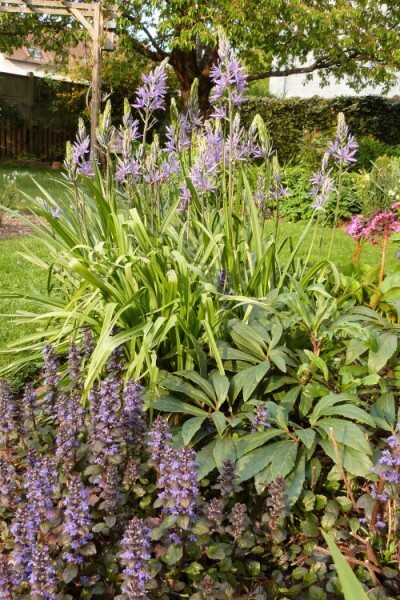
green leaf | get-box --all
[368,333,397,375]
[234,429,283,458]
[319,440,373,477]
[213,435,236,470]
[285,451,306,508]
[255,440,298,487]
[209,371,230,407]
[63,565,78,584]
[304,350,329,381]
[79,542,97,556]
[236,444,274,482]
[296,428,316,449]
[206,544,229,560]
[163,543,183,567]
[318,405,375,427]
[321,531,368,600]
[370,392,396,431]
[176,370,216,403]
[309,393,359,425]
[345,338,367,364]
[182,416,206,445]
[196,440,217,479]
[210,411,227,436]
[232,360,270,402]
[152,395,207,417]
[316,418,372,455]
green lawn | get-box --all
[0,165,69,212]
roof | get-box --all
[4,39,91,67]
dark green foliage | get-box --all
[240,96,400,163]
[279,166,363,224]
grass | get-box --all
[0,165,70,212]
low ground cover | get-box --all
[0,38,399,599]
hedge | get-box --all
[240,95,400,163]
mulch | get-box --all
[0,213,44,240]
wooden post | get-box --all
[90,2,102,157]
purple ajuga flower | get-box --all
[55,390,84,469]
[106,342,125,374]
[122,379,146,447]
[213,458,242,497]
[0,380,15,439]
[0,554,15,599]
[11,503,40,579]
[157,445,199,526]
[120,516,151,599]
[29,545,57,600]
[63,475,93,564]
[210,33,248,107]
[42,345,60,407]
[203,497,224,531]
[0,456,17,504]
[147,416,172,465]
[266,476,287,530]
[82,327,95,360]
[228,502,247,539]
[68,342,82,391]
[251,403,271,432]
[90,375,123,465]
[21,382,38,433]
[132,63,168,117]
[99,463,121,514]
[24,455,57,521]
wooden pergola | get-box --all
[0,0,118,154]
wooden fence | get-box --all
[0,120,76,161]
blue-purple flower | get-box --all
[157,445,199,527]
[0,456,17,504]
[327,113,358,166]
[63,475,93,564]
[147,416,172,465]
[120,516,151,599]
[42,345,60,407]
[132,62,168,118]
[29,544,57,600]
[0,554,16,598]
[210,33,248,107]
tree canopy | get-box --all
[1,0,399,111]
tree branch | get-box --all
[247,52,366,81]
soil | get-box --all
[0,213,44,240]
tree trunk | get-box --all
[170,45,218,116]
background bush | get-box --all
[241,96,400,163]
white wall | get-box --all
[269,71,400,98]
[0,53,51,78]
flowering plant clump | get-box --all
[346,203,400,283]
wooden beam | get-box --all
[68,6,94,37]
[0,0,95,7]
[0,5,94,15]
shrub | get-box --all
[239,96,400,163]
